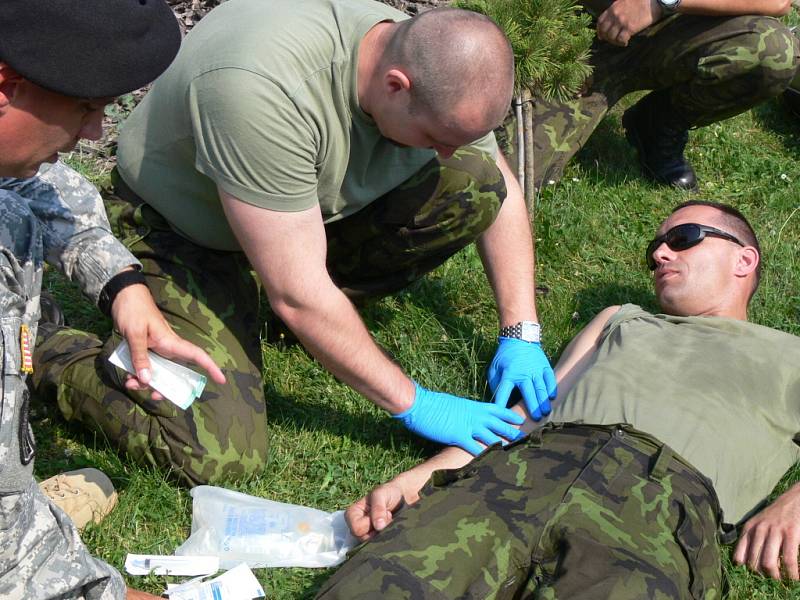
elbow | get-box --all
[268,296,306,332]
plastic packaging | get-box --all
[165,563,265,600]
[108,340,206,409]
[175,486,357,569]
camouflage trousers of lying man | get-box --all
[317,423,726,600]
[32,147,506,487]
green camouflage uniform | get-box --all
[1,162,128,600]
[32,147,505,487]
[317,423,724,600]
[533,13,799,188]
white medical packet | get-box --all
[108,340,207,409]
[164,563,265,600]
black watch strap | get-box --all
[98,269,147,316]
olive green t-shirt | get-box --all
[548,304,800,524]
[117,0,498,251]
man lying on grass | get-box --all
[317,200,800,599]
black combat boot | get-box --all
[622,90,698,190]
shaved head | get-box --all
[382,8,514,131]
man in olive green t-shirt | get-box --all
[318,200,800,598]
[33,0,557,486]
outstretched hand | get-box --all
[597,0,662,47]
[346,481,407,541]
[733,484,800,580]
[394,383,524,456]
[110,282,226,399]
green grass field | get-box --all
[36,94,799,598]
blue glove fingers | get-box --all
[530,375,551,416]
[493,379,516,408]
[488,404,525,426]
[519,379,543,421]
[473,427,502,448]
[484,414,524,442]
[543,366,558,399]
[487,362,502,393]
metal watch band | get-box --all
[499,320,541,343]
[98,269,147,316]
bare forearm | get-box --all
[392,445,477,503]
[271,280,415,414]
[219,191,416,415]
[477,154,538,325]
[677,0,791,16]
[391,402,529,501]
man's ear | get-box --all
[0,64,23,110]
[383,68,412,96]
[734,246,760,278]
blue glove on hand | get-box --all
[488,337,557,419]
[394,383,525,456]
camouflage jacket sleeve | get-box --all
[1,161,141,304]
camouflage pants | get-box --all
[0,188,123,599]
[533,14,800,187]
[317,423,724,600]
[32,147,505,487]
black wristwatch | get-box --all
[499,320,541,343]
[98,269,147,316]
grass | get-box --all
[34,94,800,598]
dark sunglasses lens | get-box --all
[665,224,703,251]
[646,224,704,270]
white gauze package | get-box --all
[175,485,357,569]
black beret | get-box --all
[0,0,181,98]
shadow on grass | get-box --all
[571,113,645,188]
[264,378,444,465]
[751,99,800,154]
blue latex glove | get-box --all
[488,337,557,419]
[394,383,525,456]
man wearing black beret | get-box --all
[0,1,225,598]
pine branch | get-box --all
[455,0,594,101]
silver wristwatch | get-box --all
[656,0,681,14]
[499,321,541,343]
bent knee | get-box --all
[706,18,800,92]
[170,374,268,486]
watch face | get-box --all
[659,0,680,6]
[520,321,541,343]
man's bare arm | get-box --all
[477,153,558,415]
[219,189,416,414]
[734,483,800,580]
[347,306,621,539]
[219,189,525,455]
[477,153,537,326]
[597,0,791,47]
[543,305,621,404]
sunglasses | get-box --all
[646,223,745,271]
